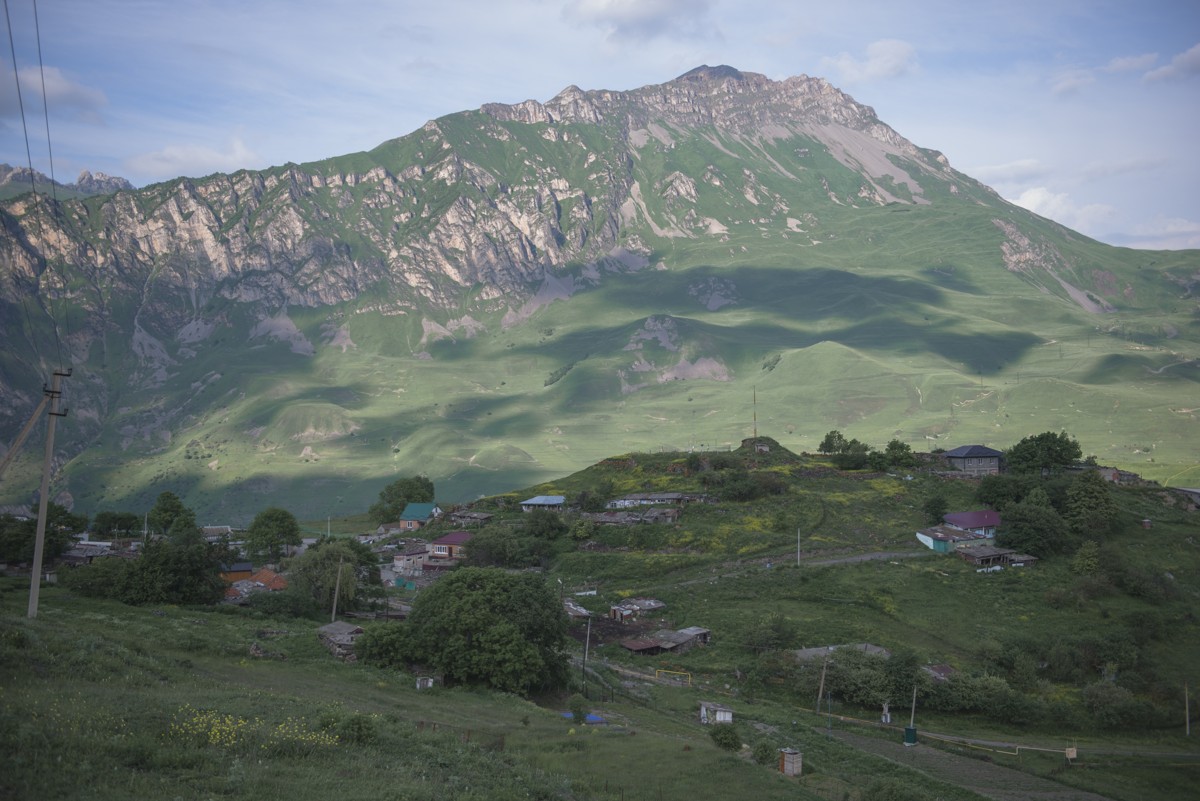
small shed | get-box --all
[699,701,733,725]
[620,638,663,655]
[318,620,364,662]
[609,597,666,621]
[677,626,712,647]
[958,545,1016,568]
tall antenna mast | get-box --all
[752,386,758,440]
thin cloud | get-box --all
[1082,157,1167,180]
[1012,186,1116,235]
[565,0,717,41]
[1117,217,1200,250]
[126,138,259,180]
[1103,53,1158,73]
[1144,42,1200,81]
[821,39,917,84]
[0,66,107,121]
[969,158,1049,184]
[1051,68,1094,95]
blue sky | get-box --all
[2,0,1198,249]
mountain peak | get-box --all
[675,64,747,83]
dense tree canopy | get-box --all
[1005,432,1082,475]
[818,430,849,455]
[286,539,374,612]
[63,527,225,605]
[1065,469,1120,538]
[91,510,140,537]
[0,503,85,563]
[368,476,435,525]
[146,491,195,538]
[995,500,1069,557]
[401,567,570,695]
[245,506,302,563]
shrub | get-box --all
[568,693,587,725]
[863,778,933,801]
[708,722,741,751]
[245,588,322,619]
[751,739,776,765]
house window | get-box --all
[434,545,448,555]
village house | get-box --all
[915,524,993,553]
[388,502,443,531]
[392,542,429,577]
[942,444,1004,476]
[519,495,565,512]
[943,510,1001,537]
[224,567,288,603]
[621,625,712,656]
[609,597,666,622]
[428,530,472,561]
[606,492,688,509]
[447,510,493,527]
[219,560,254,583]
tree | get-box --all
[125,530,225,605]
[0,503,84,563]
[831,439,871,470]
[995,500,1068,557]
[743,612,799,653]
[92,510,139,537]
[818,430,848,455]
[884,439,917,468]
[246,506,302,563]
[1005,431,1082,475]
[523,508,568,540]
[368,475,434,525]
[403,567,569,695]
[922,494,948,525]
[146,491,195,538]
[975,473,1033,511]
[1070,540,1102,575]
[1065,469,1119,538]
[287,539,370,612]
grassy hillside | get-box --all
[4,441,1200,800]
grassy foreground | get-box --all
[1,580,998,801]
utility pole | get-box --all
[27,369,70,619]
[796,528,801,567]
[815,656,828,711]
[331,555,345,622]
[582,616,592,696]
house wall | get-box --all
[948,456,1000,476]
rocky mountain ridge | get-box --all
[0,66,1195,520]
[0,163,133,198]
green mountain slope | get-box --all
[0,66,1196,521]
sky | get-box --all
[1,0,1198,249]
